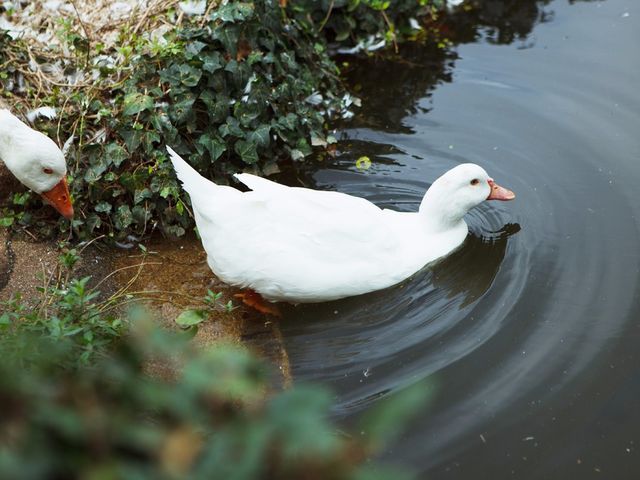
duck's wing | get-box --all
[208,172,408,294]
[233,172,283,193]
[234,172,381,217]
[169,148,399,248]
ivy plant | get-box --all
[0,0,444,240]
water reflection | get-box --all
[448,0,554,45]
[340,0,597,132]
[434,223,521,308]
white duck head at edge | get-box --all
[0,109,74,219]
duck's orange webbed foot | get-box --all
[234,289,281,317]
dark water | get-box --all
[279,0,640,478]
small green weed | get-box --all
[0,247,124,365]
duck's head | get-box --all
[0,109,74,219]
[420,163,515,226]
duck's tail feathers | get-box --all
[166,145,218,196]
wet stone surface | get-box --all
[0,219,289,386]
[112,236,292,386]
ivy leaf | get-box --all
[119,130,143,152]
[247,51,263,65]
[159,185,178,199]
[12,192,30,206]
[278,113,298,131]
[202,51,223,73]
[310,133,327,147]
[290,149,305,161]
[175,309,206,328]
[235,140,259,164]
[83,157,109,183]
[211,2,255,22]
[134,188,152,204]
[247,125,270,148]
[185,41,207,59]
[219,117,244,138]
[199,90,216,109]
[178,64,202,87]
[198,134,226,162]
[212,99,231,123]
[296,138,312,156]
[200,92,230,123]
[132,205,152,224]
[335,26,351,42]
[114,205,133,230]
[85,213,102,233]
[170,97,196,124]
[212,24,239,56]
[235,103,261,126]
[164,224,186,238]
[104,143,128,167]
[234,2,255,20]
[212,4,238,23]
[224,60,239,75]
[94,202,112,214]
[122,93,153,116]
[149,112,171,132]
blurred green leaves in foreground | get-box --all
[0,252,433,479]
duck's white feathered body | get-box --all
[168,147,514,303]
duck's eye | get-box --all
[43,167,53,175]
[470,178,480,186]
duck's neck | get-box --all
[0,132,11,169]
[418,184,469,233]
[0,110,25,172]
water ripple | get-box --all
[281,0,640,478]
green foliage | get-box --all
[175,308,206,327]
[0,322,420,480]
[0,249,427,479]
[64,2,347,240]
[0,1,443,240]
[0,272,123,366]
[204,288,235,312]
[173,290,236,332]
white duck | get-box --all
[167,146,514,305]
[0,109,73,219]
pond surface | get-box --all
[279,0,640,478]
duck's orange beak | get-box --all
[487,179,516,201]
[41,177,74,219]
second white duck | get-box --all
[0,109,73,219]
[167,146,514,304]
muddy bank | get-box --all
[0,223,290,385]
[0,169,64,301]
[112,236,291,386]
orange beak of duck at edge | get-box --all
[487,179,516,201]
[41,177,74,219]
